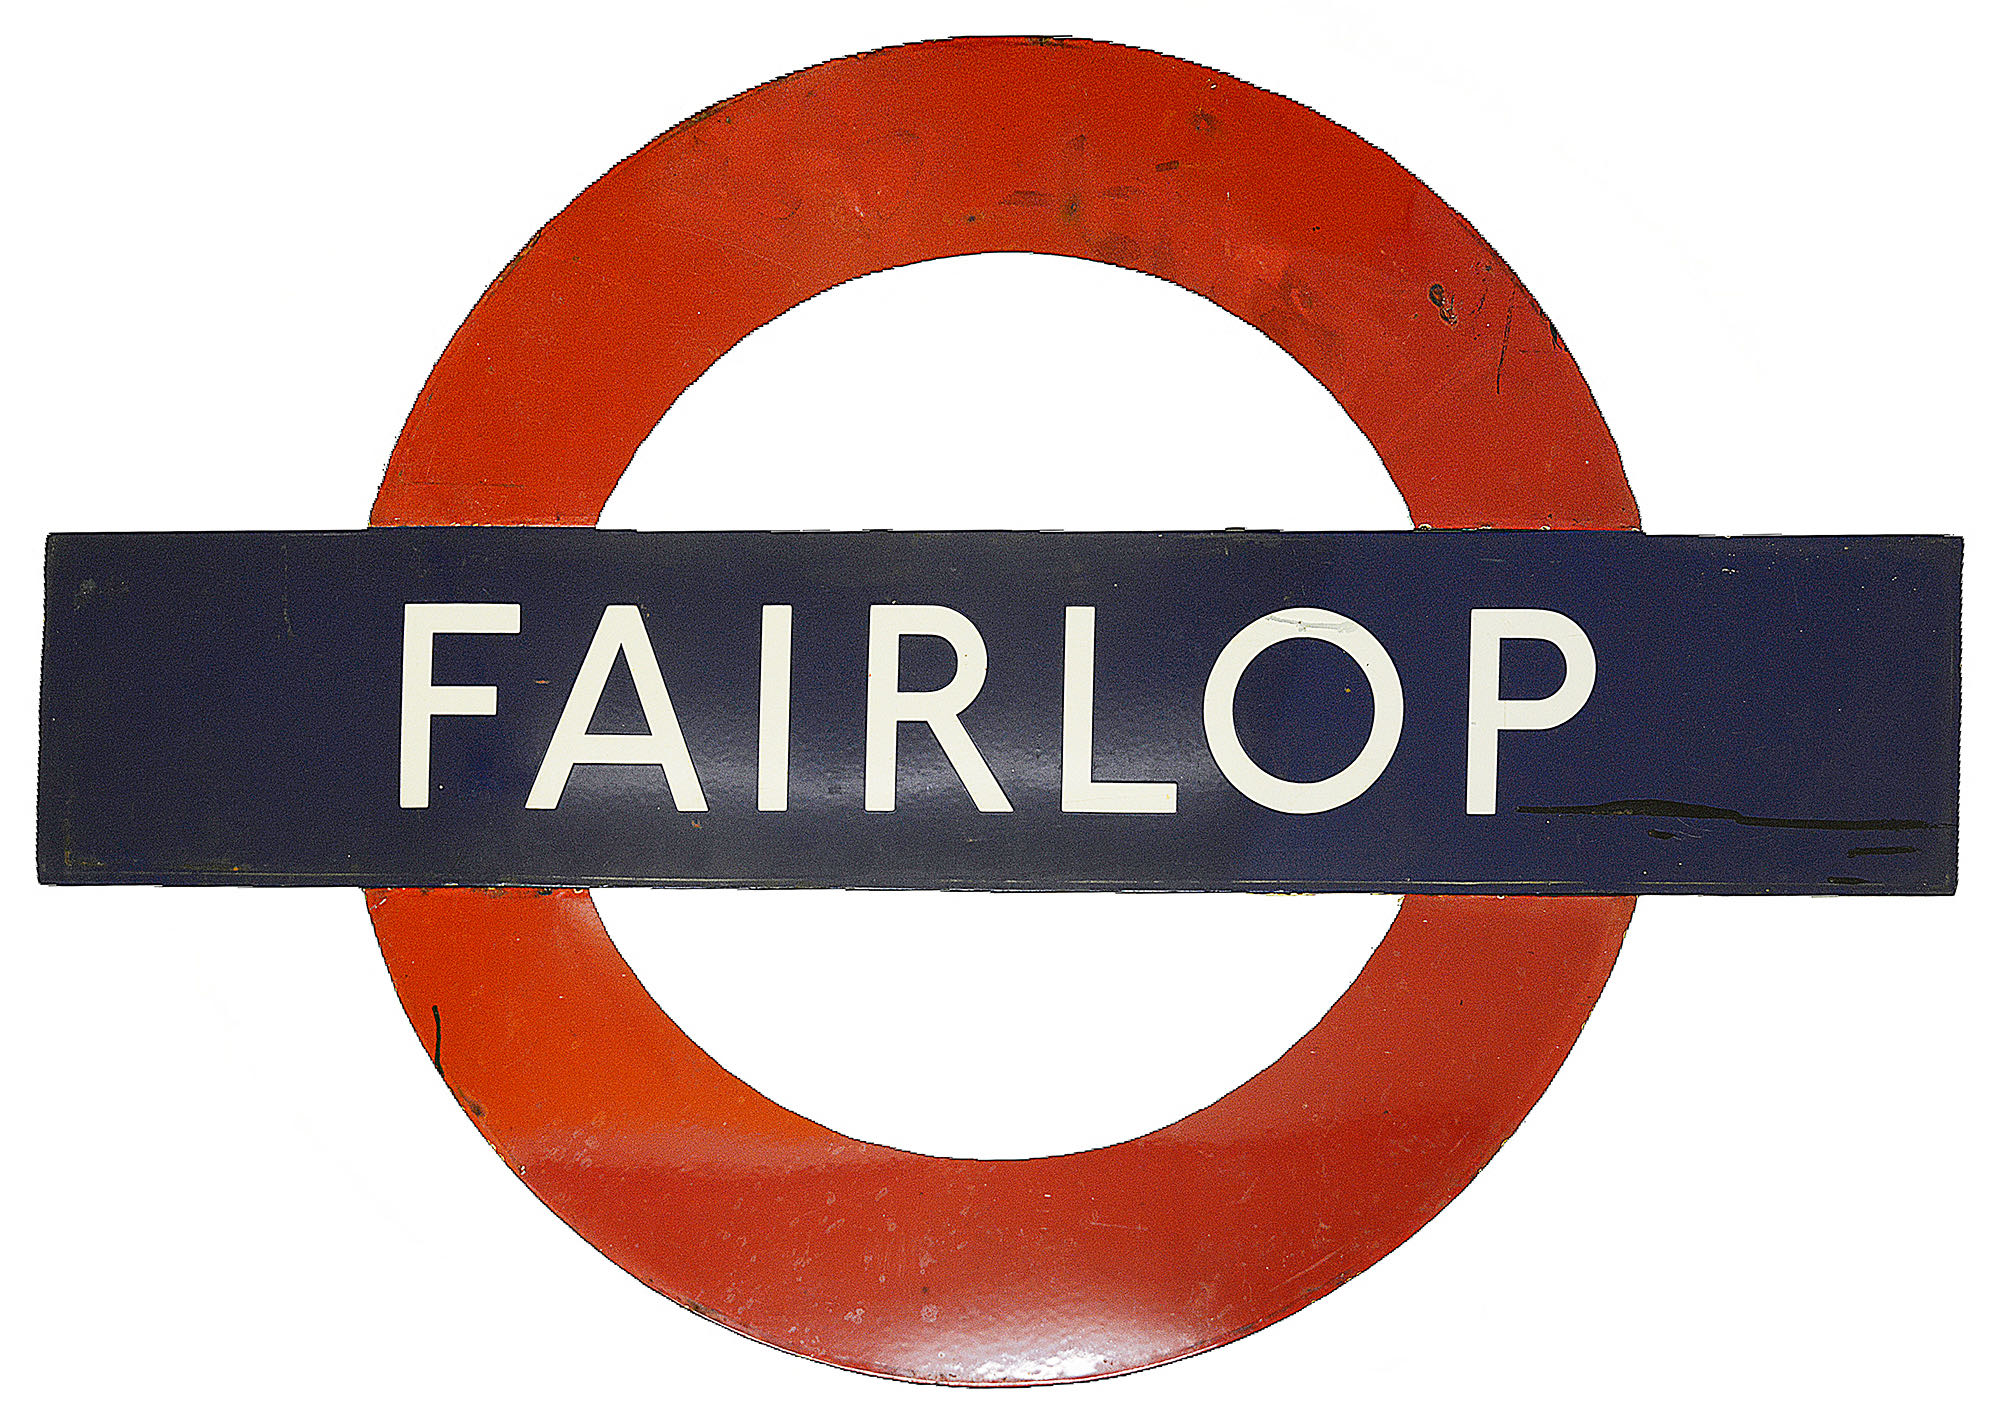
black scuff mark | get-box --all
[1848,845,1918,857]
[1516,799,1939,833]
[429,1005,484,1117]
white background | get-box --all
[4,3,1993,1418]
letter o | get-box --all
[1204,608,1404,814]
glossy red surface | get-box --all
[373,37,1636,533]
[372,890,1629,1382]
[367,37,1639,1383]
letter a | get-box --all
[526,605,707,810]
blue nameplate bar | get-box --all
[38,529,1959,894]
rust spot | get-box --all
[1001,189,1052,206]
[1191,110,1219,134]
[1155,159,1180,172]
[1060,195,1081,221]
[1428,283,1458,326]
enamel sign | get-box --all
[34,38,1961,1385]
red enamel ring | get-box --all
[368,37,1638,1385]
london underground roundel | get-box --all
[37,35,1960,1388]
[371,37,1633,1384]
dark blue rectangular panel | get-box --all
[38,530,1959,893]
